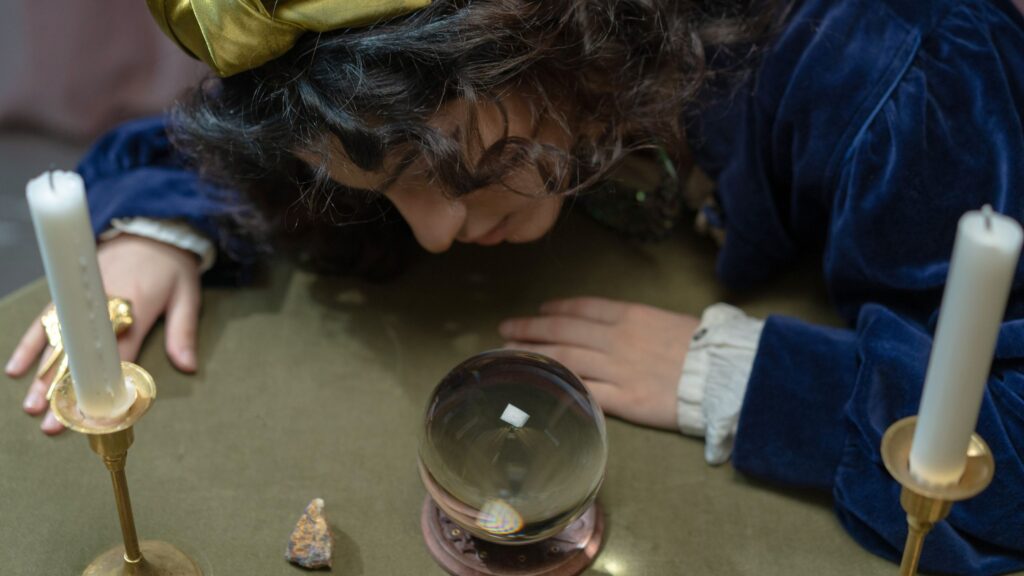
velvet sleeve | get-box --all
[76,116,257,282]
[732,3,1024,575]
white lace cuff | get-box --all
[676,303,764,465]
[98,217,216,273]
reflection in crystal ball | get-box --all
[419,350,608,544]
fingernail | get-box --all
[41,412,63,435]
[23,394,44,413]
[5,353,20,375]
[180,348,196,371]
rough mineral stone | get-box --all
[286,498,334,570]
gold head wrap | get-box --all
[146,0,432,77]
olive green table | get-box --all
[0,214,914,575]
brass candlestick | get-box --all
[880,416,995,576]
[50,361,202,576]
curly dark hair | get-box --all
[171,0,784,278]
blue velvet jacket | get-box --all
[77,0,1024,573]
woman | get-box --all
[7,1,1024,573]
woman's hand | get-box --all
[499,297,698,430]
[4,234,202,435]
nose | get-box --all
[387,186,466,253]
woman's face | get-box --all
[311,95,568,253]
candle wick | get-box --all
[47,170,55,190]
[982,204,994,232]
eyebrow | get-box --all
[330,182,379,198]
[373,149,419,192]
[327,147,421,197]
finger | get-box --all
[539,297,630,324]
[579,379,625,415]
[23,375,51,415]
[117,325,147,363]
[6,314,48,376]
[505,342,618,382]
[40,410,65,435]
[116,299,162,363]
[499,316,611,350]
[164,277,200,373]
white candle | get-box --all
[26,171,133,419]
[909,206,1022,486]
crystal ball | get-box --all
[419,350,608,544]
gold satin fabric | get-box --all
[147,0,432,77]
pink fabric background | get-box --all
[0,1,207,141]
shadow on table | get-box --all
[730,470,835,510]
[302,209,838,406]
[327,523,364,576]
[304,213,678,400]
[153,260,294,401]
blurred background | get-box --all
[0,1,206,297]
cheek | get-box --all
[510,197,564,242]
[499,168,564,233]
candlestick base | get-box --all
[50,362,203,576]
[880,416,995,576]
[83,541,201,576]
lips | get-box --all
[473,216,510,245]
